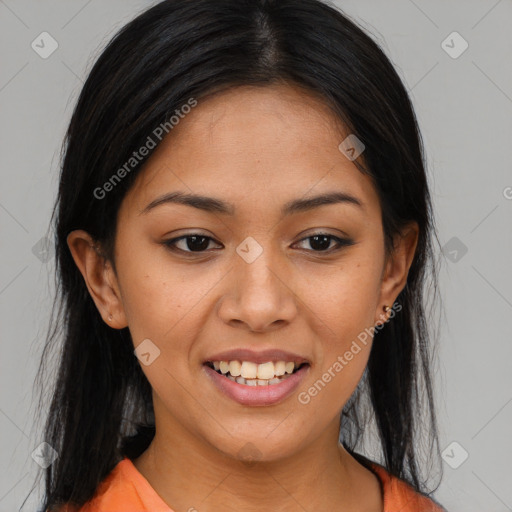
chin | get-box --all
[208,431,303,465]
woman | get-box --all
[34,0,446,510]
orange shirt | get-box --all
[62,456,445,511]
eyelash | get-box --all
[162,232,355,256]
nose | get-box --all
[217,249,298,333]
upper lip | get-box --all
[203,348,310,365]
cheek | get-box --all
[115,247,213,341]
[299,257,382,341]
[299,346,371,421]
[294,253,381,403]
[297,269,377,412]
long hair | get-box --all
[32,0,443,509]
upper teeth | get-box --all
[212,360,297,380]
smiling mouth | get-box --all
[204,361,310,386]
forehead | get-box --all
[120,84,379,220]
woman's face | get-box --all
[70,84,417,462]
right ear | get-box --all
[66,230,128,329]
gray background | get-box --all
[1,0,511,510]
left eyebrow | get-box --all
[281,191,364,215]
[138,190,364,216]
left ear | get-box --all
[374,221,419,325]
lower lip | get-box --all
[203,364,310,406]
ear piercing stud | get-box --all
[380,305,392,325]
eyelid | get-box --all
[163,233,222,253]
[293,233,355,252]
[162,231,354,255]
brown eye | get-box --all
[163,234,221,253]
[295,233,355,253]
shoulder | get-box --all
[369,463,446,512]
[58,458,149,512]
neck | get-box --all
[132,420,382,512]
